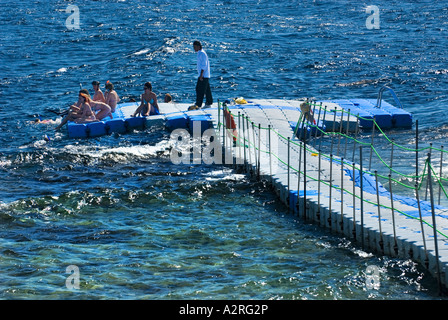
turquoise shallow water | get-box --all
[1,0,448,299]
[0,144,442,299]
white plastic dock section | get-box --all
[126,99,448,290]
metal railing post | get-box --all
[427,153,443,294]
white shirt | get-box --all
[197,49,210,78]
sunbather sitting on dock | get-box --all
[73,93,99,124]
[55,89,91,130]
[104,81,120,113]
[90,100,113,120]
[132,82,160,117]
[92,81,106,103]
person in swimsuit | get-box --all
[92,81,106,103]
[74,93,98,124]
[132,82,160,117]
[90,100,113,120]
[55,89,91,130]
[104,81,120,113]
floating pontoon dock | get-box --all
[65,97,448,293]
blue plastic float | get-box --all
[66,98,412,139]
[317,98,412,130]
[67,102,146,138]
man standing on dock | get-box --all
[193,41,213,109]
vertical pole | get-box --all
[425,143,433,201]
[242,114,247,172]
[222,102,226,163]
[369,117,376,172]
[299,108,307,142]
[296,142,302,217]
[329,154,333,229]
[344,109,350,159]
[415,183,429,269]
[233,113,237,168]
[313,102,322,148]
[337,110,343,156]
[319,106,327,152]
[375,171,384,254]
[238,112,241,170]
[416,119,419,184]
[388,174,398,255]
[352,114,360,163]
[389,139,394,176]
[247,117,251,173]
[427,153,442,295]
[360,147,364,249]
[217,100,221,132]
[287,137,291,207]
[340,157,344,232]
[330,107,337,155]
[297,114,304,142]
[252,122,257,176]
[439,146,444,205]
[246,117,252,174]
[297,141,303,206]
[311,100,316,128]
[317,149,321,223]
[303,139,307,220]
[257,123,261,180]
[268,125,272,177]
[352,162,356,241]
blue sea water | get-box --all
[0,0,448,300]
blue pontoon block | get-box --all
[125,116,145,130]
[188,114,213,135]
[365,99,413,128]
[329,100,376,130]
[349,99,393,129]
[86,121,107,137]
[165,113,189,131]
[106,119,127,134]
[67,123,87,138]
[289,190,298,215]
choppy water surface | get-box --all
[1,0,447,299]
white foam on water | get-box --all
[63,139,173,159]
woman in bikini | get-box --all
[74,93,99,124]
[92,80,106,103]
[55,90,92,130]
[90,100,113,120]
[132,82,160,117]
[104,81,120,113]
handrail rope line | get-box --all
[230,105,447,185]
[240,127,448,239]
[233,111,435,183]
[222,109,438,199]
[307,101,447,154]
[429,162,448,201]
[218,105,448,239]
[222,106,446,196]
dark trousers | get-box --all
[195,77,213,107]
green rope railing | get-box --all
[215,100,448,240]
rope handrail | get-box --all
[231,106,438,185]
[215,101,448,240]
